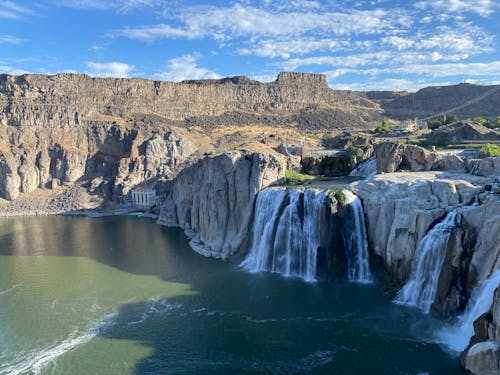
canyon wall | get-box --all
[0,72,380,130]
[158,151,287,259]
[0,72,382,202]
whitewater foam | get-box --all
[436,270,500,352]
[128,299,181,326]
[0,312,118,375]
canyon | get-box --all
[1,72,499,374]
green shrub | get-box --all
[333,189,346,205]
[479,143,500,158]
[284,169,315,183]
[374,119,391,134]
[472,116,487,125]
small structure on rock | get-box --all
[131,186,157,209]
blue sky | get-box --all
[0,0,499,91]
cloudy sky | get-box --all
[0,0,499,91]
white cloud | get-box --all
[0,1,34,19]
[85,61,135,77]
[382,36,414,51]
[325,61,500,81]
[115,24,199,41]
[238,38,343,59]
[389,61,500,77]
[415,25,492,54]
[332,78,451,92]
[153,54,220,82]
[115,4,409,42]
[0,34,27,44]
[0,65,29,75]
[416,0,498,17]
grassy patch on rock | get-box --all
[284,169,315,183]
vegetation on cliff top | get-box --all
[479,143,500,157]
[285,169,315,183]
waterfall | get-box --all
[240,187,328,282]
[394,210,458,313]
[395,199,479,313]
[349,158,377,179]
[437,270,500,352]
[341,190,373,283]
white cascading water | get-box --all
[395,199,479,313]
[341,190,373,283]
[437,270,500,352]
[394,209,458,313]
[241,187,327,282]
[349,158,377,179]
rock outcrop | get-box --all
[469,156,500,178]
[463,341,500,375]
[0,72,381,132]
[379,82,500,119]
[426,121,500,146]
[0,122,197,202]
[158,151,287,258]
[353,172,483,282]
[461,286,500,375]
[374,142,442,173]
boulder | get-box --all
[433,154,467,173]
[18,157,39,193]
[462,341,500,375]
[374,142,442,173]
[469,156,500,178]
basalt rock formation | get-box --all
[353,173,483,283]
[158,151,287,259]
[378,82,500,120]
[426,121,500,146]
[0,72,381,132]
[0,72,386,202]
[0,121,197,202]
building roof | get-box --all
[133,186,154,193]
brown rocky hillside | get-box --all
[377,82,500,120]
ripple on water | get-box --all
[0,311,119,375]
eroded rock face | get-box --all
[460,196,500,295]
[462,341,500,375]
[353,173,482,282]
[469,156,500,178]
[374,142,442,174]
[0,122,197,201]
[159,151,287,259]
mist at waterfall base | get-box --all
[0,216,463,374]
[436,270,500,352]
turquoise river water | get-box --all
[0,216,463,374]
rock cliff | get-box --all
[0,122,197,202]
[379,82,500,119]
[0,72,384,204]
[158,151,287,258]
[353,172,483,282]
[0,72,381,131]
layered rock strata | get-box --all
[0,123,197,202]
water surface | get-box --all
[0,216,462,374]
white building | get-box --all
[131,187,157,208]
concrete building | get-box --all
[131,187,157,208]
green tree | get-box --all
[479,143,500,157]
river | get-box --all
[0,216,462,374]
